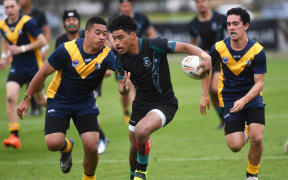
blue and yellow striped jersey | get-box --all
[47,38,116,103]
[0,14,42,77]
[210,38,266,108]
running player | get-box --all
[0,0,46,149]
[17,16,117,180]
[209,8,266,180]
[109,15,211,180]
[55,9,109,155]
[109,0,156,124]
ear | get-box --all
[85,30,89,37]
[244,23,249,31]
[130,31,137,40]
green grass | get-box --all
[0,53,288,180]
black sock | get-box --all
[247,172,258,177]
[11,130,19,137]
[99,128,106,141]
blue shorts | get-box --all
[45,98,99,135]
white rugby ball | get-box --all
[181,55,209,80]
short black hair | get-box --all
[226,7,250,25]
[108,15,137,33]
[85,16,106,31]
[119,0,134,4]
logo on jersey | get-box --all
[18,30,22,35]
[95,63,101,70]
[4,31,8,36]
[246,60,252,67]
[143,57,152,69]
[233,55,241,59]
[72,60,79,67]
[222,57,229,64]
[84,58,93,63]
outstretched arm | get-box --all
[9,34,46,55]
[174,42,212,115]
[17,62,55,119]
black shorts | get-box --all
[129,97,178,132]
[223,107,265,135]
[7,73,33,87]
[45,114,99,135]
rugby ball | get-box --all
[181,55,209,80]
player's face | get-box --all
[227,14,249,41]
[4,0,20,19]
[64,17,80,33]
[85,24,107,50]
[120,2,133,16]
[112,30,136,55]
[195,0,210,14]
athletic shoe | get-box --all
[244,124,249,144]
[134,170,147,180]
[246,176,258,180]
[60,138,74,173]
[3,134,21,149]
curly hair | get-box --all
[108,15,137,33]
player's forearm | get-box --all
[241,80,264,105]
[26,71,47,98]
[25,34,47,52]
[201,74,211,97]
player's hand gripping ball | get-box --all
[181,55,210,80]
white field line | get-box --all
[0,155,287,165]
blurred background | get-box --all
[1,0,288,51]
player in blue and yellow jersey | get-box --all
[20,0,52,116]
[55,9,110,155]
[109,15,211,180]
[17,17,117,180]
[209,8,266,180]
[0,0,46,149]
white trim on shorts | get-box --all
[128,109,166,132]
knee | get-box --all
[45,138,63,151]
[250,135,263,147]
[228,143,243,153]
[7,94,16,104]
[135,126,149,141]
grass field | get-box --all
[0,53,287,180]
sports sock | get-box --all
[9,123,20,137]
[135,139,151,171]
[82,172,96,180]
[130,167,135,178]
[247,161,260,176]
[99,128,105,141]
[60,138,72,153]
[124,110,130,116]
